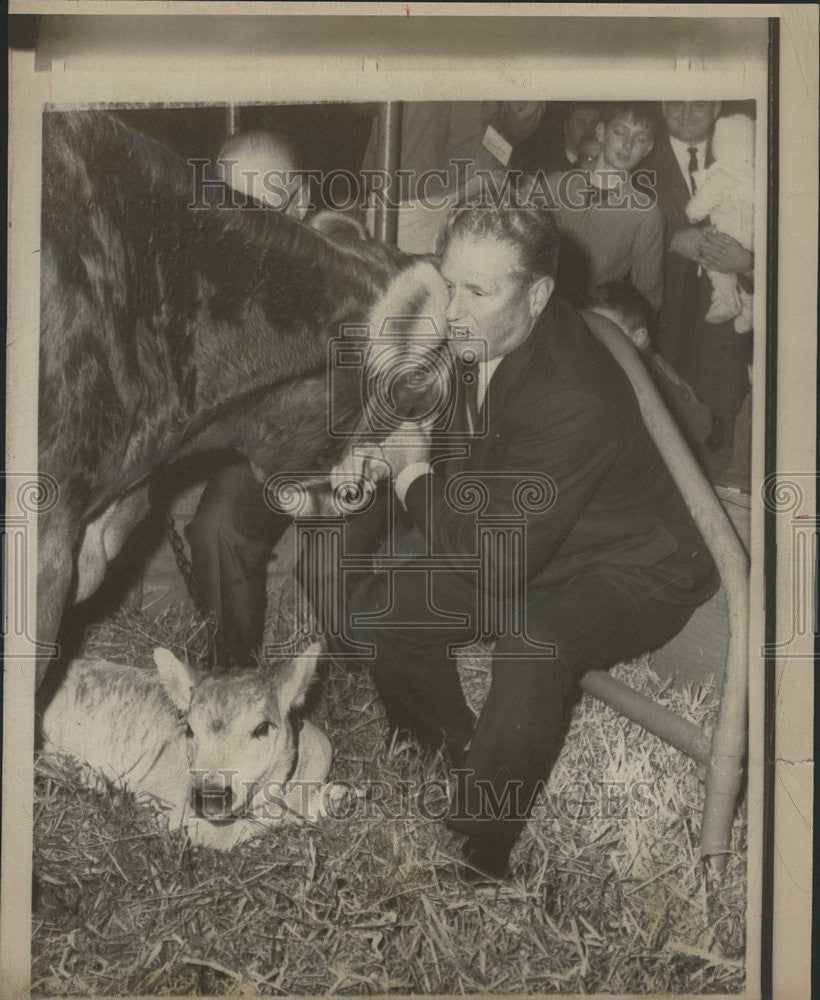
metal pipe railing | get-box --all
[581,310,749,865]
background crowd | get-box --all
[118,99,756,492]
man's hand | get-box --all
[697,230,754,274]
[379,421,432,476]
[329,422,431,492]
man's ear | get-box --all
[529,276,553,319]
[594,121,605,144]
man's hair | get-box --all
[216,129,301,175]
[599,102,660,139]
[587,281,656,335]
[563,102,602,124]
[441,173,561,284]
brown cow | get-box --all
[38,110,448,684]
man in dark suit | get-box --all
[341,186,719,880]
[642,101,754,482]
[513,102,602,176]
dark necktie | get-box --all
[442,355,480,481]
[455,356,480,436]
[687,146,699,194]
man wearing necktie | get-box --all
[642,101,754,483]
[341,183,718,881]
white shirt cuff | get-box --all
[395,462,433,507]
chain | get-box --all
[164,511,222,668]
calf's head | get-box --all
[153,643,322,821]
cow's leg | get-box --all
[74,486,151,603]
[36,508,76,689]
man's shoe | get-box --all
[461,837,511,884]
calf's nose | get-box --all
[192,782,234,819]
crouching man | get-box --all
[340,178,718,881]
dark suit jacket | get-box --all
[404,295,718,608]
[642,133,752,434]
[512,123,575,176]
[641,134,714,367]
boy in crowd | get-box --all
[585,281,713,449]
[550,102,664,312]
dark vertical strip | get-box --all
[373,102,403,247]
[226,104,240,139]
[761,15,779,1000]
[814,73,820,1000]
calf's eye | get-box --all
[252,721,275,739]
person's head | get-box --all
[586,281,655,352]
[661,101,722,145]
[594,103,658,173]
[216,129,306,218]
[438,176,559,360]
[562,103,602,159]
[576,136,603,170]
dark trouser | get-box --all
[186,461,291,666]
[348,564,697,875]
[661,268,753,462]
[677,326,753,441]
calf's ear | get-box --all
[277,642,323,712]
[153,647,199,712]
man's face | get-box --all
[662,101,721,145]
[564,107,601,157]
[440,235,552,361]
[595,115,655,173]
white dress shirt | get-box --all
[395,356,503,505]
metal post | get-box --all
[373,102,403,246]
[226,104,240,137]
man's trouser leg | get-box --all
[186,460,291,665]
[450,572,698,876]
[352,566,697,877]
[348,567,477,761]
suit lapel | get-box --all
[655,135,692,215]
[467,304,551,469]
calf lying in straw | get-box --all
[41,643,343,850]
